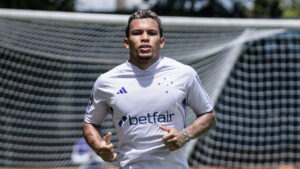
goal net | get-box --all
[0,8,299,168]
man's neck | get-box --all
[129,55,160,70]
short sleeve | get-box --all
[84,76,111,126]
[186,69,214,116]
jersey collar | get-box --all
[126,56,162,74]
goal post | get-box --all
[1,8,300,29]
[0,8,300,168]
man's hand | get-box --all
[95,132,117,162]
[159,126,188,151]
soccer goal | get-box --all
[0,8,300,168]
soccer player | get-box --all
[83,9,216,169]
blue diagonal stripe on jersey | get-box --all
[117,87,128,94]
[122,87,127,93]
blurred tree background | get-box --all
[0,0,299,18]
[151,0,250,18]
[251,0,282,18]
[0,0,75,11]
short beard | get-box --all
[136,55,153,60]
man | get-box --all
[83,10,216,169]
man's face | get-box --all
[124,18,165,64]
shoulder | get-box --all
[161,57,196,75]
[94,62,129,86]
[103,62,129,78]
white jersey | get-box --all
[84,57,213,169]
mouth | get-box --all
[139,45,151,52]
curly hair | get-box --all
[125,9,163,38]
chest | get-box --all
[108,73,186,116]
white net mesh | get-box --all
[189,31,300,167]
[0,9,300,168]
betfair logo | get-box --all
[118,116,128,126]
[118,111,175,127]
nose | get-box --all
[141,32,149,42]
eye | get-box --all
[131,30,142,35]
[148,30,158,36]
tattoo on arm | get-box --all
[186,110,216,139]
[82,122,102,150]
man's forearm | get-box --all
[185,110,216,139]
[82,122,117,162]
[82,122,102,150]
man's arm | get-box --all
[160,109,216,151]
[82,122,117,162]
[185,109,216,139]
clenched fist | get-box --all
[160,126,188,151]
[95,132,117,162]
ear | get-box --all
[124,37,129,49]
[160,37,165,49]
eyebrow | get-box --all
[131,28,159,33]
[131,28,158,31]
